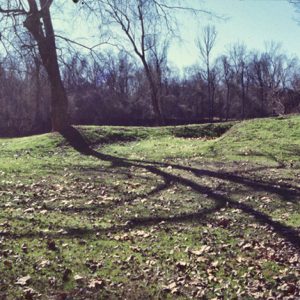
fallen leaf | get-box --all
[74,275,84,282]
[88,278,105,289]
[16,275,31,286]
[38,259,51,268]
[190,245,211,256]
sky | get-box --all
[52,0,300,70]
[169,0,300,68]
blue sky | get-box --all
[169,0,300,68]
[53,0,300,70]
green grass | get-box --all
[102,115,300,164]
[213,116,300,165]
[0,115,299,299]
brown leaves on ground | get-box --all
[15,275,32,286]
[0,161,299,299]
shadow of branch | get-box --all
[54,126,300,249]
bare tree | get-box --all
[0,0,70,131]
[196,25,217,122]
[88,0,172,124]
[229,43,248,119]
[85,0,217,125]
[0,33,51,136]
[219,55,234,120]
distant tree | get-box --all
[247,43,297,116]
[0,0,69,131]
[219,55,234,120]
[196,25,218,122]
[88,0,171,124]
[0,40,50,136]
[229,43,249,119]
[83,0,217,125]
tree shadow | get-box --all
[40,176,171,217]
[5,127,297,248]
[93,152,300,204]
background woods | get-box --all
[0,2,300,298]
[1,43,299,136]
[0,1,300,136]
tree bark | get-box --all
[24,0,69,131]
[225,85,230,121]
[241,70,246,119]
[143,61,164,125]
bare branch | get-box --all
[152,0,223,19]
[0,6,27,16]
[55,34,109,51]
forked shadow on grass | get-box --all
[46,177,171,215]
[57,127,300,249]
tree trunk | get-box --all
[50,79,69,131]
[225,84,230,121]
[143,62,164,125]
[260,86,265,117]
[241,72,246,120]
[24,1,69,132]
[207,68,212,122]
[33,58,41,131]
[150,87,164,125]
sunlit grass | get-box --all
[0,115,299,299]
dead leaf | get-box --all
[88,278,105,289]
[190,245,211,256]
[38,259,51,268]
[16,275,31,286]
[74,274,84,283]
[164,281,177,290]
[22,287,40,300]
[211,261,219,267]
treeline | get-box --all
[1,42,300,136]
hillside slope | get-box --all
[98,115,300,165]
[0,116,299,299]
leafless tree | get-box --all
[229,43,248,119]
[0,0,70,131]
[85,0,217,125]
[87,0,172,124]
[196,25,217,122]
[221,55,234,120]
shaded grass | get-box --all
[0,115,299,299]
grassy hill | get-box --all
[0,115,299,299]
